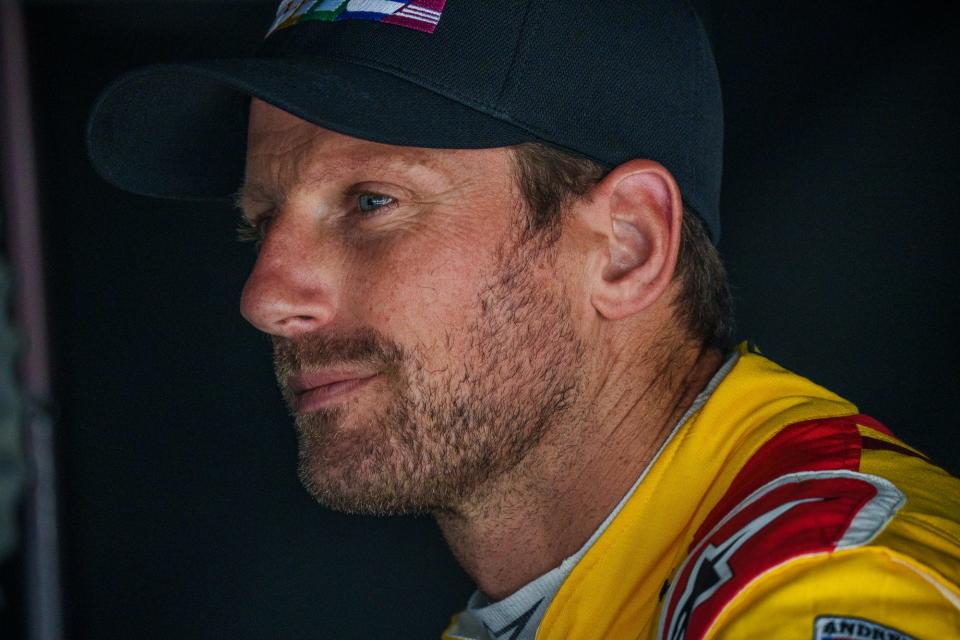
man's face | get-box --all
[240,100,585,515]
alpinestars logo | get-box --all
[662,498,821,640]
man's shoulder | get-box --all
[658,413,960,640]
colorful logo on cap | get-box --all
[267,0,446,37]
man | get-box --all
[87,1,960,638]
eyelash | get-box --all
[236,215,271,246]
[236,193,398,246]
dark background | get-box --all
[4,1,959,638]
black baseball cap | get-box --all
[87,0,724,241]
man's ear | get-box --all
[584,160,683,321]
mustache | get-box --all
[272,327,406,385]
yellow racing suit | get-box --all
[445,347,960,639]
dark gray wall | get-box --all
[10,1,959,638]
[716,2,960,472]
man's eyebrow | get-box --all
[234,151,452,213]
[300,151,450,187]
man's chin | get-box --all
[296,456,435,516]
[294,416,439,516]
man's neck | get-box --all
[434,341,725,601]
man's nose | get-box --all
[239,214,339,338]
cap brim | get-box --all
[87,57,540,200]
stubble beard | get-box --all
[273,236,585,516]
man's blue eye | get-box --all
[358,194,394,213]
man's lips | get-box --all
[288,371,380,413]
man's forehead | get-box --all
[243,100,513,196]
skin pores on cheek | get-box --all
[339,170,521,350]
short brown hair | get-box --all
[509,142,735,351]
